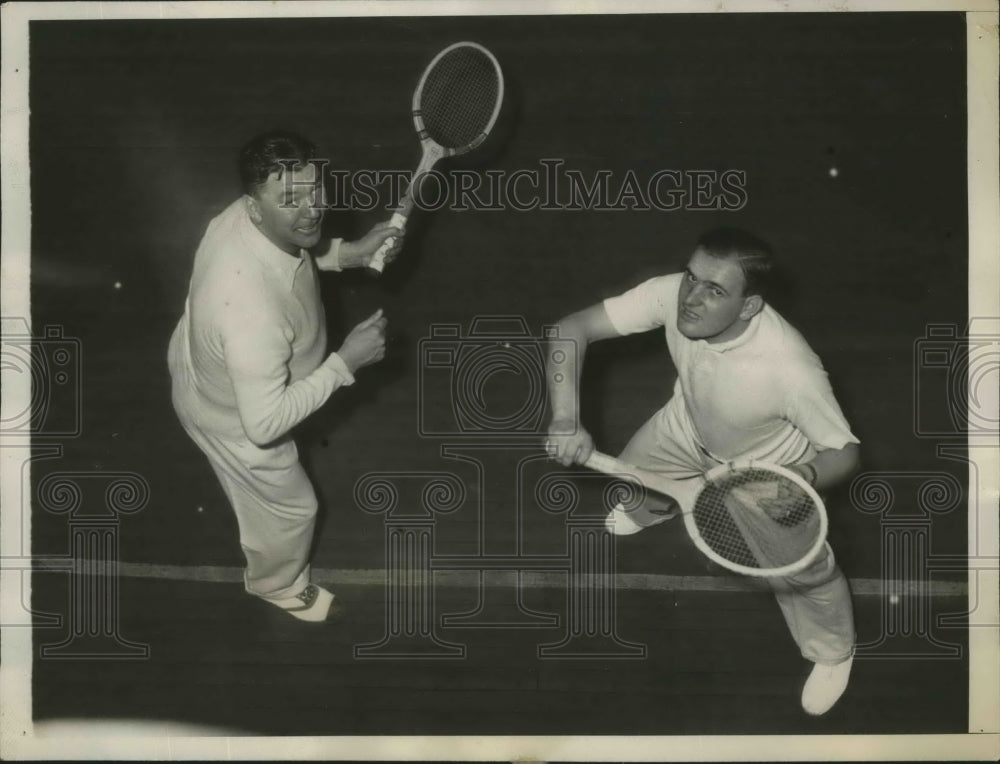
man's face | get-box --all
[247,163,324,255]
[676,248,757,343]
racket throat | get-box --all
[392,143,446,218]
[413,142,447,179]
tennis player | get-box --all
[168,131,401,623]
[546,227,860,715]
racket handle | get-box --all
[583,451,643,485]
[584,450,701,511]
[584,451,637,481]
[368,211,409,275]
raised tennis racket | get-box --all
[584,451,828,578]
[369,41,504,274]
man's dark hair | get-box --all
[696,227,776,300]
[238,130,317,196]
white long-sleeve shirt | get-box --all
[168,199,353,446]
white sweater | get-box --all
[168,199,353,446]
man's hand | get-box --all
[340,222,404,269]
[544,305,620,468]
[753,480,809,525]
[336,309,388,373]
[546,418,594,467]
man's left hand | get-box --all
[743,478,810,527]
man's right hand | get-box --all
[546,418,594,467]
[337,309,387,373]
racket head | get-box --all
[682,460,828,578]
[412,41,504,156]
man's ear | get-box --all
[739,293,764,321]
[244,194,262,224]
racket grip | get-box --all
[584,451,642,486]
[368,212,409,274]
[584,451,627,476]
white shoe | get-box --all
[604,502,678,536]
[801,655,853,715]
[266,584,335,623]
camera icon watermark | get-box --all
[913,318,999,438]
[1,318,82,438]
[418,316,576,438]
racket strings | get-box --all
[693,468,821,571]
[420,47,500,149]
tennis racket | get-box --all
[369,41,504,274]
[584,451,828,578]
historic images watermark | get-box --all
[354,316,645,660]
[417,317,569,438]
[851,468,966,659]
[278,158,748,214]
[913,319,999,438]
[1,318,149,658]
[1,318,82,439]
[852,318,999,660]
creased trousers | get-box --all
[619,404,855,665]
[172,389,316,602]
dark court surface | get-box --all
[23,10,977,740]
[31,572,968,736]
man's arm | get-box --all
[779,363,862,493]
[546,302,622,466]
[791,442,860,493]
[312,237,343,271]
[225,321,354,447]
[224,309,386,447]
[314,222,403,271]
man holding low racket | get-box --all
[546,227,860,716]
[168,130,401,623]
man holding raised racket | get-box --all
[545,227,860,716]
[168,130,401,623]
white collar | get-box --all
[239,204,306,287]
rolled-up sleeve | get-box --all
[221,306,354,446]
[314,238,343,272]
[602,275,674,336]
[783,363,860,452]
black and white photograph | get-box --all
[1,1,997,760]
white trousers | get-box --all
[620,403,855,665]
[172,387,317,602]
